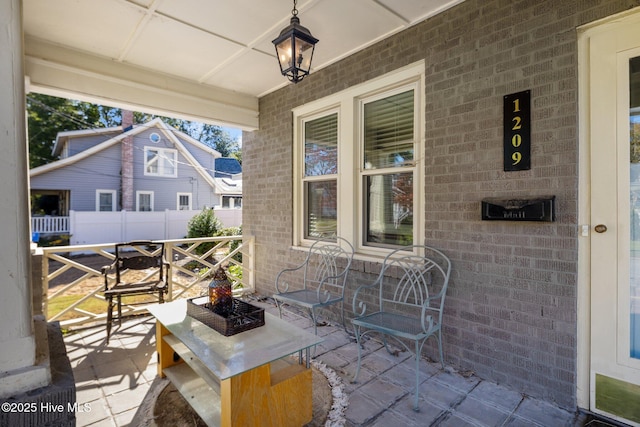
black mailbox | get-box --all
[481,196,555,222]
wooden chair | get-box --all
[351,245,451,410]
[102,241,169,343]
[273,237,354,335]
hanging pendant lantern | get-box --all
[272,0,318,83]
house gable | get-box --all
[30,118,238,211]
[53,127,121,158]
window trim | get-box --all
[358,81,422,250]
[301,108,340,239]
[292,61,425,257]
[136,191,154,212]
[177,192,192,210]
[144,147,178,177]
[96,189,117,212]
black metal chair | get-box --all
[101,241,169,343]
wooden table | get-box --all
[148,298,323,427]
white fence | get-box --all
[31,208,242,246]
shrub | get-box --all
[219,225,242,263]
[187,209,223,255]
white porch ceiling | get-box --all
[22,0,463,129]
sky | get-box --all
[225,127,242,145]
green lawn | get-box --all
[48,294,156,322]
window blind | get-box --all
[305,113,338,176]
[364,90,414,169]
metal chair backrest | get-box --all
[113,241,166,285]
[302,237,354,292]
[378,245,451,319]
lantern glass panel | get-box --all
[294,37,314,73]
[276,38,293,72]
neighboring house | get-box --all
[214,157,242,209]
[29,117,242,216]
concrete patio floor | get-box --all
[64,295,589,427]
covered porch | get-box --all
[63,298,578,427]
[9,0,640,425]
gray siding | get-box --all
[64,131,119,157]
[244,0,640,410]
[31,144,121,211]
[131,128,218,210]
[178,134,218,181]
[32,124,220,211]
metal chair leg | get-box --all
[106,295,113,344]
[437,329,445,369]
[117,295,123,326]
[413,340,420,411]
[352,325,363,383]
[310,308,318,336]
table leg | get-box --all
[156,321,182,377]
[220,361,312,426]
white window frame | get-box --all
[136,191,154,212]
[222,195,242,209]
[144,147,178,177]
[292,62,425,257]
[96,189,117,212]
[301,109,339,239]
[177,192,192,210]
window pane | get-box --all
[178,195,190,210]
[139,194,152,211]
[305,113,338,176]
[146,150,159,174]
[163,152,177,176]
[306,181,337,238]
[629,55,640,359]
[364,90,414,169]
[365,172,413,246]
[99,193,113,212]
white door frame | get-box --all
[577,7,640,414]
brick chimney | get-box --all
[121,110,134,211]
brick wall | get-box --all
[244,0,640,409]
[121,110,134,211]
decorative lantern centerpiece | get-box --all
[208,266,233,316]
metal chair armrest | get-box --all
[314,270,349,303]
[274,262,306,293]
[352,278,382,316]
[101,261,118,291]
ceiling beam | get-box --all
[24,37,259,130]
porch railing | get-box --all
[39,235,254,329]
[32,216,70,234]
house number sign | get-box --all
[503,90,531,171]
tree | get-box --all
[129,112,240,157]
[26,94,120,168]
[26,94,241,167]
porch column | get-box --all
[0,0,50,397]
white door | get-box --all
[587,11,640,426]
